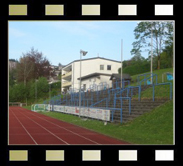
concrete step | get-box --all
[91,102,162,108]
[60,85,168,124]
[111,109,151,115]
[112,114,140,119]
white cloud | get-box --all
[46,21,99,39]
[45,21,126,39]
[9,27,26,37]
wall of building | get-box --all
[81,76,100,91]
[73,58,121,89]
[100,75,113,88]
[62,58,121,92]
[9,61,17,71]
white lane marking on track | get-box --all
[9,108,38,145]
[16,110,70,145]
[19,107,100,145]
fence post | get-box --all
[120,98,122,123]
[52,104,54,111]
[137,76,139,85]
[170,82,172,100]
[129,98,131,115]
[113,93,116,108]
[92,92,93,105]
[127,88,129,97]
[112,110,114,122]
[108,89,110,101]
[144,74,146,85]
[153,84,155,101]
[138,86,141,101]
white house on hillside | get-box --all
[62,57,121,92]
[48,64,65,84]
[9,59,18,71]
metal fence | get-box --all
[45,73,173,123]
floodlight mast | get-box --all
[151,23,153,84]
[121,39,123,88]
[79,50,88,118]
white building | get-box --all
[62,57,121,92]
[9,59,17,71]
[48,64,65,84]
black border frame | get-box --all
[0,0,180,166]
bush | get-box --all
[9,82,27,102]
[122,62,150,76]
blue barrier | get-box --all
[167,74,173,81]
[113,92,131,123]
[114,85,141,101]
[152,82,173,101]
[137,73,157,86]
[112,80,131,89]
[47,75,172,123]
[147,80,151,85]
[90,98,109,109]
[139,74,157,86]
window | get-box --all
[83,84,86,90]
[107,65,111,70]
[100,65,104,70]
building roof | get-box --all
[63,57,121,69]
[109,73,131,80]
[77,73,112,81]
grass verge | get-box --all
[131,68,173,86]
[24,100,173,145]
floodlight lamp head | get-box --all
[80,50,88,56]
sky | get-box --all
[9,21,149,66]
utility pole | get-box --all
[49,83,51,102]
[60,66,62,95]
[35,79,37,103]
[151,23,153,84]
[79,50,88,118]
[121,39,123,88]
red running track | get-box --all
[9,106,129,145]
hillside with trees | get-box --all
[118,21,173,76]
[9,47,62,104]
[9,21,174,104]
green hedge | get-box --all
[122,62,150,76]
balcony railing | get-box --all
[62,81,72,87]
[62,71,72,79]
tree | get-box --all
[118,54,150,76]
[9,83,27,102]
[131,53,145,65]
[131,21,174,70]
[29,77,49,102]
[9,68,16,87]
[16,47,52,85]
[27,47,52,79]
[16,55,35,86]
[164,22,174,67]
[36,77,49,98]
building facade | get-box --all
[9,59,18,71]
[62,57,121,92]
